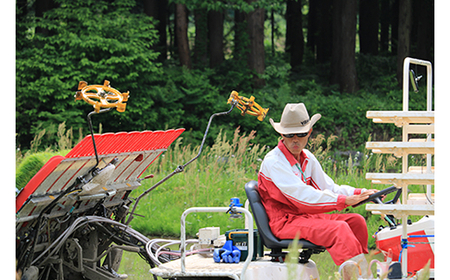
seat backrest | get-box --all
[245,180,325,250]
[245,180,289,249]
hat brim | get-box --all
[270,113,321,134]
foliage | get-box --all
[286,233,301,280]
[16,0,432,156]
[15,1,434,277]
[172,0,286,13]
[130,127,266,237]
[257,69,396,151]
[16,0,161,149]
[16,150,70,191]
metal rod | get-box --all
[126,102,237,225]
[182,102,237,167]
[20,177,82,270]
[400,57,434,278]
[408,235,434,238]
[83,245,140,263]
[86,108,113,173]
[402,57,433,111]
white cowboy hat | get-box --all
[270,103,321,134]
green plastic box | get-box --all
[225,229,264,261]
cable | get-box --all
[145,238,200,266]
[422,185,434,205]
[31,216,90,266]
[156,248,212,259]
[31,216,153,267]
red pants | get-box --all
[276,213,369,265]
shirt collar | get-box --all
[278,140,308,167]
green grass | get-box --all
[18,127,433,279]
[15,150,71,191]
[128,130,430,247]
[119,129,418,279]
[117,251,154,279]
[129,129,265,237]
[121,129,433,279]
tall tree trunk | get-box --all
[286,0,304,72]
[331,0,358,93]
[194,9,208,68]
[307,0,318,55]
[414,0,434,63]
[340,0,358,93]
[316,0,333,63]
[396,0,412,85]
[379,0,390,53]
[175,3,192,69]
[330,1,342,86]
[168,3,175,60]
[359,0,379,55]
[208,8,224,68]
[391,0,399,55]
[143,0,168,62]
[246,0,265,88]
[234,10,247,61]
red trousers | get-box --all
[275,213,369,265]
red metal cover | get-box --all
[15,156,65,214]
[16,129,184,213]
[376,229,434,274]
[65,129,185,158]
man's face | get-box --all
[281,129,312,157]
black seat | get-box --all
[244,180,325,263]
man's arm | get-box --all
[259,159,348,213]
[344,189,378,206]
[306,150,366,196]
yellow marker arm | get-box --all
[227,91,269,121]
[75,80,129,113]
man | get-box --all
[257,103,377,278]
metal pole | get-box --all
[400,57,434,277]
[401,57,410,277]
[402,57,411,112]
[425,60,433,203]
[86,108,113,173]
[126,103,236,225]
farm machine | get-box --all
[16,57,434,280]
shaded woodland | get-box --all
[16,0,434,151]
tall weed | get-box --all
[130,128,267,237]
[16,122,79,174]
[57,122,74,151]
[129,129,400,251]
[29,128,46,154]
[18,125,432,250]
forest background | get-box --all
[10,0,443,277]
[15,0,436,154]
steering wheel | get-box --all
[353,185,402,207]
[75,80,129,113]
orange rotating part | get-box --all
[75,80,129,113]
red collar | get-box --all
[278,140,308,167]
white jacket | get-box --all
[258,140,365,215]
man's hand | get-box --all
[345,189,378,206]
